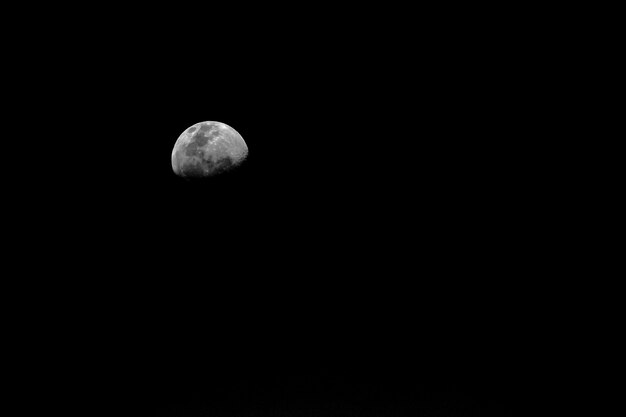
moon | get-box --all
[171,121,248,179]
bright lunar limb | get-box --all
[171,121,248,178]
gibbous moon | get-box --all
[171,121,248,179]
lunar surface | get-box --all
[171,121,248,179]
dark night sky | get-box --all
[5,4,559,416]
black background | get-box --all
[5,3,562,416]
